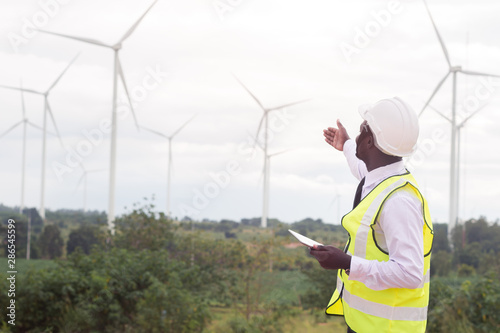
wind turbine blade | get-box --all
[37,29,110,48]
[269,147,296,158]
[45,101,65,148]
[419,72,450,117]
[46,53,80,93]
[20,79,26,118]
[459,103,489,127]
[74,173,85,193]
[0,84,40,95]
[26,121,46,132]
[268,98,312,111]
[171,114,197,138]
[140,125,169,139]
[116,56,140,131]
[427,103,451,122]
[118,0,159,43]
[0,121,23,139]
[254,113,266,147]
[247,130,264,151]
[233,74,267,111]
[423,0,451,67]
[328,196,338,209]
[460,69,500,79]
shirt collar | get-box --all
[364,160,407,190]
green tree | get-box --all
[113,201,175,251]
[430,250,452,277]
[38,224,63,259]
[431,223,450,253]
[67,225,104,255]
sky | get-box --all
[0,0,499,225]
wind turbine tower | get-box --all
[263,149,293,228]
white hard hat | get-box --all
[358,97,419,157]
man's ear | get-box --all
[366,135,374,149]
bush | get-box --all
[11,248,211,332]
[458,264,476,277]
[427,273,500,333]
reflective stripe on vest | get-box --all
[325,172,434,333]
[352,177,407,259]
[342,288,428,321]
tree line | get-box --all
[1,202,500,332]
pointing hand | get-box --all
[323,119,350,151]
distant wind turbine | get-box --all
[75,164,104,212]
[427,102,489,222]
[234,74,309,228]
[328,187,341,224]
[139,114,196,218]
[420,0,500,240]
[252,127,296,228]
[37,0,159,230]
[0,54,79,219]
[0,81,45,214]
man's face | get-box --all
[355,120,372,160]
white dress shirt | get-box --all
[342,139,425,290]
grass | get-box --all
[206,307,347,333]
[0,257,56,274]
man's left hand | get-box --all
[309,245,352,270]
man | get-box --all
[309,97,434,333]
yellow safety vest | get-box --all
[326,172,434,333]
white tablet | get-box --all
[288,229,323,248]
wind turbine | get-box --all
[234,74,309,228]
[328,187,341,224]
[252,126,296,228]
[37,0,159,230]
[0,54,79,219]
[419,0,500,241]
[75,163,104,212]
[0,81,46,214]
[139,114,196,218]
[428,102,488,223]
